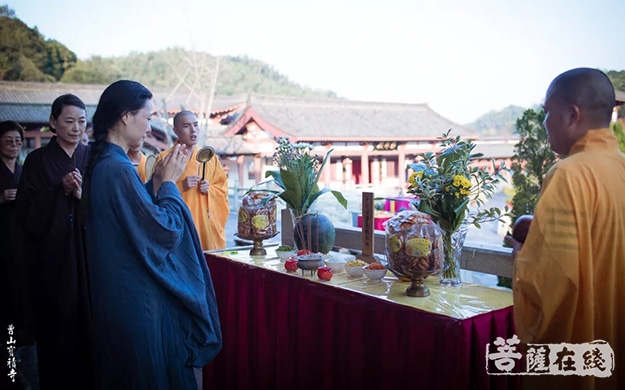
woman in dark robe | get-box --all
[0,120,37,389]
[15,94,91,389]
[84,80,221,389]
[0,121,25,332]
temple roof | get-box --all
[222,95,478,141]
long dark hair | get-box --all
[82,80,153,220]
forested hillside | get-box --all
[467,105,530,136]
[468,70,625,135]
[2,4,624,119]
[0,6,336,99]
[0,6,77,82]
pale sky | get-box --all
[8,0,625,124]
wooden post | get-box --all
[357,192,378,264]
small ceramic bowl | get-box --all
[364,268,388,281]
[345,265,365,277]
[325,256,346,273]
[276,250,296,262]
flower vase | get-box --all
[289,209,336,254]
[439,224,468,286]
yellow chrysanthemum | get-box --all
[452,175,471,189]
[408,171,424,185]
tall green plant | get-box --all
[265,136,347,213]
[509,109,558,224]
[611,121,625,153]
[500,109,558,288]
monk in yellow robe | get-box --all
[157,111,229,250]
[505,68,625,389]
[127,140,147,183]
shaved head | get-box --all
[173,110,196,128]
[548,68,615,127]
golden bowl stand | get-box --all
[235,232,279,257]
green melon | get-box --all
[293,213,336,254]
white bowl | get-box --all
[364,268,388,281]
[325,257,346,273]
[345,265,365,277]
[276,250,296,261]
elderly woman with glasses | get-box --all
[0,120,23,205]
[0,120,36,388]
[1,121,25,323]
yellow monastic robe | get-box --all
[134,152,147,183]
[514,129,625,389]
[157,145,229,251]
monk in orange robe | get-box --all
[127,140,147,183]
[505,68,625,389]
[157,111,229,250]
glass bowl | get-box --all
[381,210,445,297]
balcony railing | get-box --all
[280,209,514,279]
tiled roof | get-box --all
[205,135,258,155]
[472,142,517,159]
[0,103,97,124]
[0,81,247,114]
[1,81,478,141]
[234,95,478,140]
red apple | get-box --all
[317,266,333,281]
[285,258,299,272]
[512,215,533,243]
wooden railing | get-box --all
[280,209,514,278]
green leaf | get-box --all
[330,190,348,209]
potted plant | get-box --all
[406,130,509,285]
[265,136,348,253]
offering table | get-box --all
[202,249,521,390]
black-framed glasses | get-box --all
[1,138,23,146]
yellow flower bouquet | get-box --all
[406,130,509,284]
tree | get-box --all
[0,12,76,81]
[606,70,625,118]
[611,121,625,152]
[60,56,120,84]
[0,4,15,17]
[509,109,558,224]
[498,109,558,288]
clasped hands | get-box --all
[182,175,209,194]
[62,169,82,199]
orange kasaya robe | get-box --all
[157,144,229,251]
[514,129,625,389]
[135,152,147,183]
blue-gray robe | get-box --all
[86,143,221,389]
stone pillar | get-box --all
[361,149,370,186]
[343,157,353,189]
[323,157,332,187]
[253,155,262,183]
[237,155,245,188]
[371,158,380,185]
[398,144,406,190]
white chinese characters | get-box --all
[486,336,614,377]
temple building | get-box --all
[0,80,529,193]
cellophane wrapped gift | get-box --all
[384,210,445,278]
[237,191,278,239]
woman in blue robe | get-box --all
[83,80,222,389]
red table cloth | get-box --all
[203,253,521,390]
